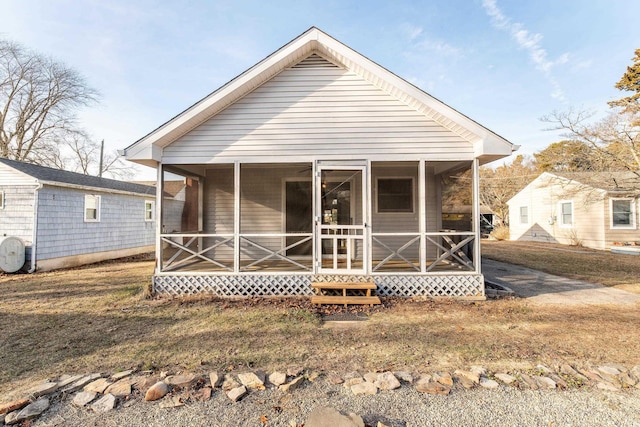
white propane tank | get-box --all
[0,236,25,273]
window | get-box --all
[0,191,4,209]
[559,201,573,227]
[611,198,635,228]
[519,206,528,224]
[84,195,101,222]
[145,200,155,221]
[377,178,413,213]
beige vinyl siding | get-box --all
[163,57,473,164]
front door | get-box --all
[316,165,367,274]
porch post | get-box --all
[472,158,481,273]
[234,161,240,273]
[312,160,318,274]
[366,160,373,275]
[155,164,163,273]
[419,160,426,273]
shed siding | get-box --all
[36,186,155,260]
[163,58,473,164]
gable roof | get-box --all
[0,158,155,196]
[123,27,515,167]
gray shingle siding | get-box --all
[35,186,155,260]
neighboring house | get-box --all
[122,27,515,298]
[507,171,640,250]
[0,158,156,272]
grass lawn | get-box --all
[2,253,640,400]
[482,240,640,294]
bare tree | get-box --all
[0,38,98,164]
[62,133,134,179]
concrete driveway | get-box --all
[482,259,640,305]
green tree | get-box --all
[608,48,640,113]
[534,140,595,172]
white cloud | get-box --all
[400,23,424,42]
[482,0,567,102]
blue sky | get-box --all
[3,0,639,178]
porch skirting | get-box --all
[152,274,485,299]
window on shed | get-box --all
[377,178,413,213]
[560,201,573,226]
[519,206,528,224]
[84,195,101,222]
[0,191,4,209]
[611,198,635,228]
[145,200,155,221]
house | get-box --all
[507,171,640,250]
[122,27,515,298]
[0,158,157,272]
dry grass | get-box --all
[482,240,640,293]
[2,255,639,399]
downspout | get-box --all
[28,182,43,273]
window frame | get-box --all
[84,194,101,222]
[558,200,573,227]
[610,197,636,229]
[375,177,415,214]
[0,191,4,209]
[144,199,155,222]
[519,206,529,225]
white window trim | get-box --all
[558,200,573,228]
[519,206,529,225]
[375,176,415,214]
[145,199,155,222]
[0,191,4,209]
[84,194,101,222]
[610,197,636,229]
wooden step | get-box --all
[311,295,381,307]
[311,282,376,290]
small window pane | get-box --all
[145,200,154,221]
[85,195,100,221]
[612,200,632,226]
[519,206,528,224]
[377,179,413,213]
[561,202,572,225]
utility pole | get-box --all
[99,139,104,177]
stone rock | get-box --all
[364,372,379,383]
[598,366,621,381]
[134,376,159,392]
[495,373,516,385]
[91,394,117,413]
[630,366,640,382]
[343,371,361,380]
[84,378,112,394]
[209,371,223,388]
[327,373,344,385]
[620,372,637,387]
[226,385,247,402]
[287,367,304,377]
[394,371,413,383]
[190,387,212,402]
[536,365,553,374]
[560,364,587,381]
[374,372,401,390]
[238,372,265,390]
[577,368,604,383]
[25,381,58,398]
[479,378,499,389]
[351,381,378,396]
[159,396,185,409]
[305,406,365,427]
[5,398,49,425]
[111,370,135,381]
[56,374,85,389]
[596,382,621,392]
[377,423,391,427]
[415,379,450,395]
[533,376,556,389]
[222,374,241,391]
[518,374,539,390]
[0,398,30,415]
[61,373,103,393]
[343,377,364,388]
[434,372,454,387]
[307,371,320,382]
[470,366,486,376]
[269,371,287,386]
[280,376,304,393]
[454,370,480,384]
[104,379,132,397]
[164,374,198,388]
[72,391,97,407]
[145,381,169,401]
[548,374,568,389]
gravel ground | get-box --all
[34,380,640,427]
